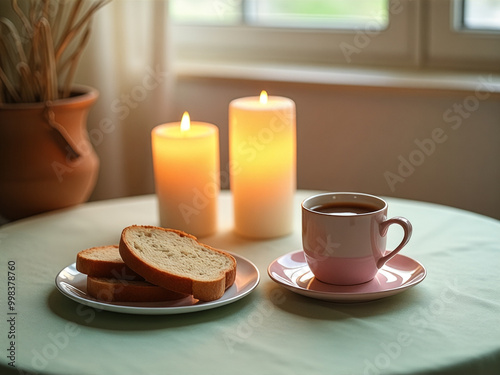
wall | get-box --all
[169,74,500,220]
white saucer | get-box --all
[55,252,260,315]
[267,250,426,303]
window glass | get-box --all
[245,0,388,29]
[170,0,242,25]
[462,0,500,31]
[170,0,389,29]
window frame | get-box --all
[172,0,420,68]
[170,0,500,72]
[424,0,500,71]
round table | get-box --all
[1,190,499,375]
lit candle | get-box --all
[151,112,219,237]
[229,91,296,238]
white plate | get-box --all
[268,250,426,303]
[55,252,260,315]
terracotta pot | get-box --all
[0,85,99,221]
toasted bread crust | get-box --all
[86,277,187,302]
[76,245,143,280]
[119,226,237,302]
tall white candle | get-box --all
[229,91,296,238]
[151,112,219,238]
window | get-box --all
[171,0,388,30]
[462,0,500,31]
[170,0,500,72]
[245,0,388,29]
[426,0,500,71]
[170,0,241,25]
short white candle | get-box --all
[151,112,219,237]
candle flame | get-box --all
[180,111,190,132]
[260,90,268,104]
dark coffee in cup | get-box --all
[310,202,380,215]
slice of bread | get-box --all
[76,245,143,280]
[119,225,237,302]
[86,277,187,302]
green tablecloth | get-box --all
[1,191,499,375]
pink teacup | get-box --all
[302,192,412,285]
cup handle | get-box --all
[376,217,413,269]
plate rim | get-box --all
[55,251,260,315]
[267,250,426,302]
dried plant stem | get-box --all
[12,0,32,35]
[51,1,67,43]
[0,25,16,78]
[55,0,109,63]
[57,0,83,55]
[17,62,36,102]
[0,0,111,104]
[0,18,28,65]
[28,0,37,29]
[41,0,51,21]
[62,25,91,98]
[38,18,57,101]
[0,66,21,102]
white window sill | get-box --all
[173,61,500,94]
